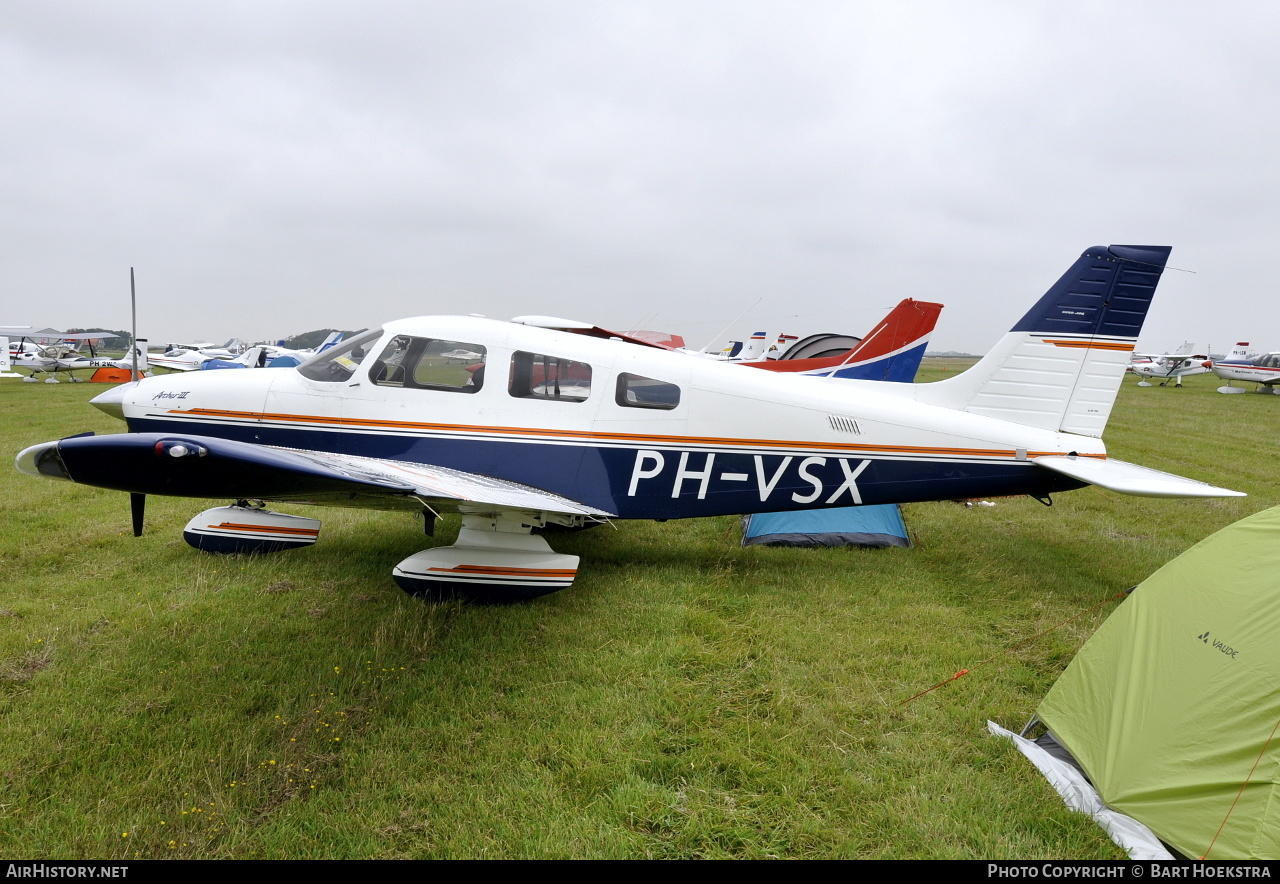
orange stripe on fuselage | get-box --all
[209,521,320,536]
[164,407,1105,462]
[427,565,577,577]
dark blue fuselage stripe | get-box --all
[129,417,1085,519]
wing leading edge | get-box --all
[16,432,614,517]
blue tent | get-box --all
[742,505,911,549]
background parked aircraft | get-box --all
[1129,341,1213,387]
[148,339,246,372]
[744,299,942,383]
[6,330,123,383]
[1212,342,1280,394]
[197,332,346,370]
[514,299,940,384]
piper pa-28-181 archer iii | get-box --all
[16,245,1244,602]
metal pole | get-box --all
[130,267,139,380]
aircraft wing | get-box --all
[147,357,205,371]
[1032,456,1245,499]
[61,332,120,341]
[298,448,612,516]
[17,432,614,517]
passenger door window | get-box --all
[509,351,592,402]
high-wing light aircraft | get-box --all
[1211,343,1280,394]
[1129,341,1213,387]
[8,332,123,382]
[16,245,1243,602]
[54,344,149,380]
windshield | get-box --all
[296,328,383,382]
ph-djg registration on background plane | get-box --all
[16,245,1243,602]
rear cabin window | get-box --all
[370,336,486,392]
[509,351,592,402]
[616,373,680,410]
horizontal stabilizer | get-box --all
[1032,456,1245,499]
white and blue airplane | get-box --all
[15,245,1243,602]
[148,339,246,372]
[199,333,346,371]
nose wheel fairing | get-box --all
[182,504,322,554]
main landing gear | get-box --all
[393,513,580,603]
[180,505,581,603]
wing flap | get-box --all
[1032,455,1245,499]
[293,448,611,516]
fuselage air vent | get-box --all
[828,414,861,434]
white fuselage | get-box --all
[1212,355,1280,386]
[101,316,1104,520]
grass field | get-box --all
[1,369,1275,859]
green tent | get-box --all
[1000,506,1280,860]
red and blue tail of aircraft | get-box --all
[744,298,942,383]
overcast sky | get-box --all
[2,1,1276,353]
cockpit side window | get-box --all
[369,336,487,393]
[296,328,382,382]
[509,351,592,402]
[368,336,414,387]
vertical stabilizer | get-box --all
[915,245,1171,437]
[1222,342,1258,362]
[737,332,770,361]
[746,299,942,382]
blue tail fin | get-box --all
[916,245,1171,437]
[1010,244,1170,338]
